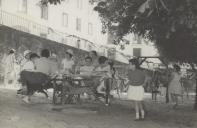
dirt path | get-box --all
[0,88,197,128]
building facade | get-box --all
[0,0,158,63]
[0,0,108,53]
[107,33,159,63]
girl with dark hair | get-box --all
[61,49,75,74]
[127,58,146,120]
[94,56,111,104]
[89,50,99,68]
[168,64,182,109]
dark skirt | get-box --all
[20,71,51,95]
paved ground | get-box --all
[0,88,197,128]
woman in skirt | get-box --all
[127,58,146,120]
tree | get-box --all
[91,0,197,61]
[92,0,197,110]
[46,0,197,109]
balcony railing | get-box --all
[0,10,130,60]
[0,10,101,51]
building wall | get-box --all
[107,33,159,63]
[0,0,158,63]
[0,25,88,67]
[0,0,107,52]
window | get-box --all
[18,0,27,13]
[76,39,80,48]
[76,18,81,31]
[62,13,68,27]
[133,48,141,57]
[41,5,48,20]
[88,23,93,35]
[77,0,82,9]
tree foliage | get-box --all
[92,0,197,63]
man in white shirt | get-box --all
[34,49,58,75]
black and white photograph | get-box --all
[0,0,197,128]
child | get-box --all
[78,56,95,88]
[80,56,95,75]
[127,58,146,120]
[94,56,111,105]
[61,49,75,74]
[21,53,38,72]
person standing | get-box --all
[4,49,17,87]
[89,50,99,69]
[127,58,146,121]
[61,49,75,74]
[79,56,95,75]
[168,64,183,109]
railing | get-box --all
[0,10,100,51]
[0,10,130,61]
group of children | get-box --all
[3,48,148,121]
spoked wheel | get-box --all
[61,83,75,104]
[53,83,63,105]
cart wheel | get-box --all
[61,84,72,104]
[53,84,63,105]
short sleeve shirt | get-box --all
[61,58,75,73]
[34,57,58,75]
[80,65,95,75]
[22,61,35,71]
[127,69,145,86]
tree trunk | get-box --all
[194,77,197,110]
[189,63,197,110]
[166,85,169,103]
[166,67,170,103]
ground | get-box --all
[0,87,197,128]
